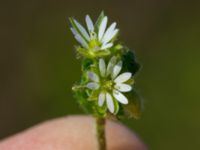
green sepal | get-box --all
[113,98,119,115]
[76,47,111,58]
[109,44,123,55]
[95,49,111,57]
[94,11,105,34]
[88,90,100,101]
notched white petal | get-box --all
[70,27,77,36]
[115,83,132,92]
[98,16,108,40]
[86,15,94,32]
[112,61,122,79]
[109,29,119,40]
[98,92,105,107]
[74,19,90,41]
[99,59,106,77]
[74,34,89,49]
[114,72,132,83]
[113,90,128,104]
[101,43,113,49]
[102,22,117,44]
[86,82,100,90]
[106,56,117,76]
[88,71,99,82]
[106,92,114,113]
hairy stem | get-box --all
[96,117,106,150]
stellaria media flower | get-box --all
[86,56,133,114]
[70,12,119,58]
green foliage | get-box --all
[122,89,143,119]
[122,47,140,76]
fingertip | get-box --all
[0,115,147,150]
[106,120,147,150]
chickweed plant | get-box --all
[69,11,143,150]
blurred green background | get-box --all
[0,0,200,149]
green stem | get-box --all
[96,117,106,150]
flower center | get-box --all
[102,80,113,91]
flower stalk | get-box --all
[96,117,106,150]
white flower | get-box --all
[86,57,133,113]
[70,13,119,50]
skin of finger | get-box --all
[0,115,147,150]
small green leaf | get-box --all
[122,89,143,119]
[82,59,93,72]
[73,87,93,114]
[122,48,140,76]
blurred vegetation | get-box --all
[0,0,200,150]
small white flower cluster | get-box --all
[87,57,133,113]
[70,14,119,50]
[70,13,137,115]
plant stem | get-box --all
[96,117,106,150]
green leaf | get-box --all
[122,89,143,119]
[94,11,105,34]
[73,87,94,114]
[122,48,140,76]
[81,59,93,72]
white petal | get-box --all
[113,90,128,104]
[99,59,106,77]
[106,92,114,113]
[106,56,117,76]
[74,34,89,49]
[114,83,132,92]
[85,15,94,32]
[112,61,122,79]
[102,22,116,44]
[98,16,108,40]
[98,92,105,107]
[70,27,77,36]
[101,43,113,49]
[108,29,119,41]
[86,82,99,90]
[114,72,132,83]
[74,19,90,41]
[88,71,99,82]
